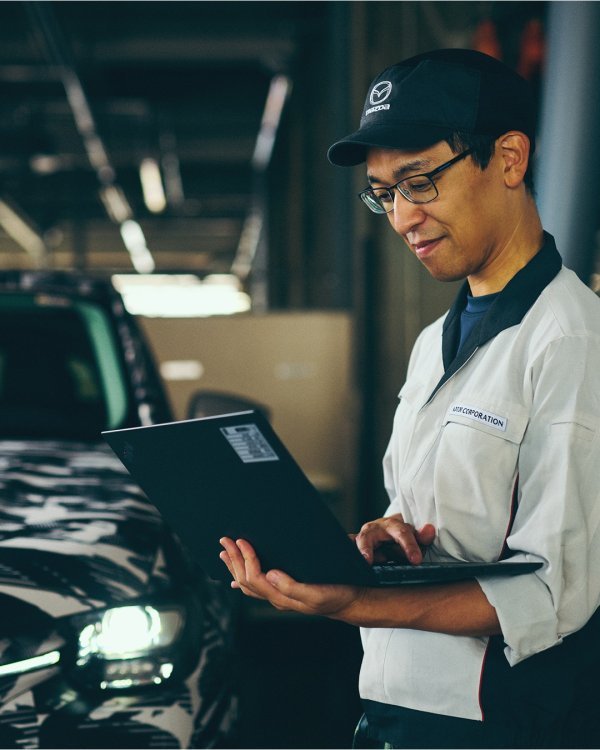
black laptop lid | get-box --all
[103,411,376,586]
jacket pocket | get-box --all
[443,398,529,444]
[412,397,529,561]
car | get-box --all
[0,270,236,748]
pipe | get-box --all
[535,1,600,282]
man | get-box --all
[220,49,600,748]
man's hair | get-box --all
[444,131,535,194]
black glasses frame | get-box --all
[358,148,474,213]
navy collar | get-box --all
[432,231,562,399]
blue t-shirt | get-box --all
[457,292,499,353]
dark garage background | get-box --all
[0,2,598,747]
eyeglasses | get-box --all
[358,148,474,214]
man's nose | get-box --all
[387,192,427,235]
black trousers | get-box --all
[354,613,600,750]
[354,701,600,750]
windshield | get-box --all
[0,294,129,441]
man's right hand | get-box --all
[352,513,436,565]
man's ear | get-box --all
[498,131,530,188]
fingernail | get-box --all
[266,571,279,585]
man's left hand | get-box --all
[219,537,364,618]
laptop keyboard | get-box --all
[373,561,428,578]
[371,560,471,582]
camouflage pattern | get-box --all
[0,272,237,748]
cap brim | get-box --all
[327,123,455,166]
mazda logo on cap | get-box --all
[370,81,392,105]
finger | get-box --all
[388,521,425,564]
[219,549,236,578]
[356,516,425,564]
[219,537,243,568]
[416,523,436,547]
[220,538,284,602]
[234,538,290,602]
[236,538,264,583]
[377,515,430,563]
[355,516,407,563]
[218,551,241,589]
[220,537,250,588]
[354,522,387,563]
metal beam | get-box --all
[25,1,155,273]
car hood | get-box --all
[0,439,174,619]
[0,440,207,710]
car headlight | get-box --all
[71,604,187,690]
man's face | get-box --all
[365,141,510,285]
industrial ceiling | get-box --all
[0,1,327,276]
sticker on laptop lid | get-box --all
[221,424,280,463]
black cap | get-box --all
[328,49,536,166]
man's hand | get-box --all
[219,537,363,618]
[219,533,501,636]
[354,513,436,565]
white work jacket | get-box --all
[360,234,600,722]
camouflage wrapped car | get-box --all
[0,271,236,748]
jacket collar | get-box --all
[433,231,562,397]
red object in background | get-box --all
[518,18,545,80]
[473,19,503,60]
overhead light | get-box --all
[139,158,167,213]
[85,135,113,176]
[112,273,251,318]
[99,185,132,224]
[0,199,46,261]
[232,74,291,281]
[29,154,64,175]
[119,220,155,274]
[252,74,291,170]
[160,132,185,207]
[232,209,264,279]
[63,69,95,136]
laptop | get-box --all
[103,411,541,587]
